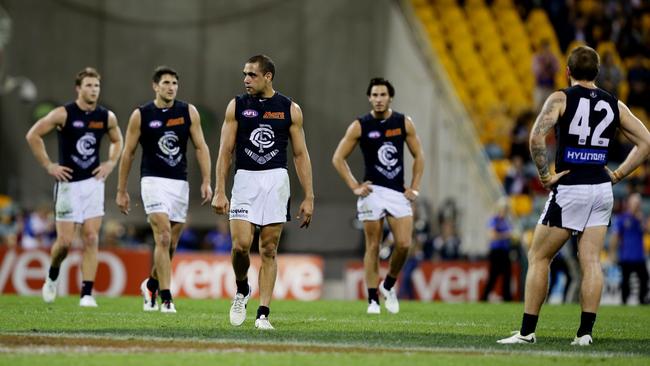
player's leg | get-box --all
[148,212,175,312]
[380,215,413,313]
[501,249,512,302]
[255,223,283,329]
[229,219,255,326]
[498,224,569,344]
[363,219,383,313]
[42,221,76,303]
[78,216,102,307]
[637,262,649,304]
[481,250,499,301]
[572,225,607,345]
[620,263,631,305]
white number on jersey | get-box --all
[568,97,614,147]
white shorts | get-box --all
[141,176,189,223]
[230,168,290,226]
[538,182,613,232]
[357,184,412,221]
[54,177,104,223]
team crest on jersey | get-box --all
[375,142,402,179]
[72,120,84,128]
[156,131,182,167]
[245,124,279,164]
[149,120,163,128]
[368,131,381,139]
[242,109,258,118]
[71,132,97,169]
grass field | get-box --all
[0,295,649,365]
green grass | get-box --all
[0,295,649,365]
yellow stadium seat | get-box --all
[510,194,533,217]
[491,159,511,182]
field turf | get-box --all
[0,295,648,365]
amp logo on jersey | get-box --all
[375,142,402,179]
[71,132,97,169]
[156,131,182,167]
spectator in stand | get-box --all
[510,111,534,163]
[596,51,623,98]
[203,216,232,254]
[481,198,512,302]
[430,219,461,261]
[21,204,55,249]
[609,193,649,305]
[504,155,531,196]
[532,39,559,112]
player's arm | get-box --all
[211,99,237,215]
[606,101,650,184]
[188,104,212,205]
[529,91,569,188]
[289,102,314,228]
[93,111,124,180]
[115,109,141,215]
[25,106,73,181]
[404,116,425,201]
[331,120,372,197]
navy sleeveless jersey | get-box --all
[555,85,620,185]
[358,111,406,192]
[139,100,191,181]
[58,102,109,182]
[234,92,291,171]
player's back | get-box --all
[555,85,620,185]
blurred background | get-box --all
[1,0,649,304]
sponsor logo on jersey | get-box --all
[263,111,285,119]
[564,147,607,164]
[368,131,381,139]
[72,120,84,128]
[242,109,258,118]
[88,121,104,129]
[166,117,185,127]
[149,120,163,128]
[385,128,402,137]
[590,91,597,98]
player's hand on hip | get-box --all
[47,163,73,182]
[605,167,621,184]
[116,191,130,215]
[92,161,115,180]
[353,181,373,197]
[404,187,419,201]
[211,192,229,215]
[298,198,314,228]
[541,170,570,189]
[200,182,213,206]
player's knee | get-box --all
[57,235,74,250]
[394,238,411,251]
[82,231,99,247]
[155,229,172,247]
[260,243,277,259]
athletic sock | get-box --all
[257,306,270,319]
[236,279,249,296]
[146,277,159,293]
[81,281,94,297]
[520,313,539,336]
[48,266,60,281]
[383,275,397,290]
[160,289,172,303]
[368,288,379,304]
[577,312,597,337]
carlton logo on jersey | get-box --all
[245,124,279,165]
[242,109,258,118]
[71,132,97,169]
[564,147,607,164]
[156,131,182,167]
[375,142,402,179]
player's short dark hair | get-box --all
[366,78,395,97]
[152,66,179,83]
[75,67,100,86]
[568,46,600,81]
[247,54,276,80]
